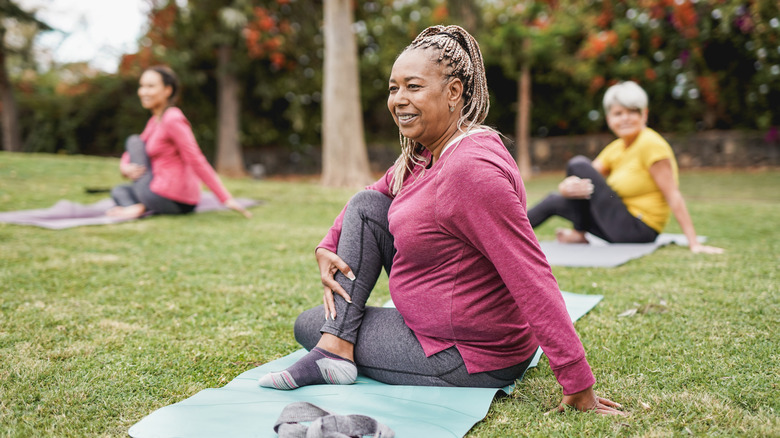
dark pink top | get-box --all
[319,130,595,395]
[121,107,231,205]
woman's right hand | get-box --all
[315,248,355,320]
[558,176,594,199]
[223,198,252,219]
[120,163,146,180]
[547,386,627,416]
[690,241,725,254]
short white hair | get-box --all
[603,81,648,112]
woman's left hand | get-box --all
[547,386,627,416]
[690,242,724,254]
[224,198,252,218]
[558,176,594,199]
[120,163,146,180]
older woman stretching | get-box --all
[259,25,624,416]
[528,81,723,254]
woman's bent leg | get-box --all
[134,181,195,215]
[527,156,603,230]
[123,135,195,215]
[111,185,139,207]
[296,306,533,388]
[319,190,395,343]
[259,190,394,390]
[126,135,150,167]
[110,136,148,208]
[567,156,657,243]
[527,193,591,231]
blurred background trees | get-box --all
[0,0,50,152]
[2,0,778,178]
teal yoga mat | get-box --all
[128,291,603,438]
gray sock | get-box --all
[258,347,357,390]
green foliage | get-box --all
[158,0,325,158]
[354,1,446,143]
[15,73,147,155]
[480,0,780,136]
[0,152,778,436]
[8,0,780,162]
[0,0,52,30]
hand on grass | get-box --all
[224,198,252,218]
[690,242,724,254]
[315,247,355,320]
[558,176,594,199]
[547,386,627,416]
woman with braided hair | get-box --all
[260,25,624,415]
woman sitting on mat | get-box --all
[259,25,624,416]
[527,81,722,254]
[107,65,251,219]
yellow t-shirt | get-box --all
[595,128,678,233]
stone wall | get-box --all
[243,130,780,177]
[526,130,780,171]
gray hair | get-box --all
[389,25,490,196]
[602,81,648,112]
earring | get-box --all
[449,106,455,113]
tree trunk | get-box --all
[515,62,532,179]
[321,0,372,188]
[449,0,481,32]
[0,27,23,152]
[215,44,246,178]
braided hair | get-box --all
[389,25,490,195]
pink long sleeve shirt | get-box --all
[121,107,232,205]
[319,130,595,395]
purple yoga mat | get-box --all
[0,192,261,230]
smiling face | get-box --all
[138,70,172,116]
[387,49,462,151]
[605,103,648,143]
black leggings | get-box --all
[110,135,195,215]
[294,190,534,388]
[527,155,658,243]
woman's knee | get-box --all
[566,155,593,176]
[348,190,390,209]
[345,190,391,222]
[125,134,143,150]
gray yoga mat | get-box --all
[0,192,261,230]
[128,291,603,438]
[540,233,706,268]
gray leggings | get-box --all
[527,155,658,243]
[294,190,534,388]
[110,135,195,215]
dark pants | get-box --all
[527,155,658,243]
[110,135,195,215]
[294,190,534,387]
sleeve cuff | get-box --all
[552,356,596,395]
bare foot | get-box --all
[555,228,589,244]
[106,204,146,219]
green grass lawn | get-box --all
[1,151,777,437]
